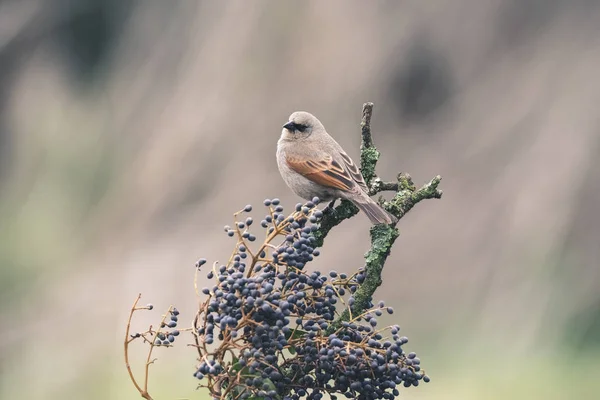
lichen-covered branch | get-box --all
[369,178,399,194]
[385,173,442,219]
[313,102,443,334]
[312,199,359,247]
[359,103,379,185]
[327,175,442,333]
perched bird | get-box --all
[277,111,397,225]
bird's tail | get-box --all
[353,194,398,225]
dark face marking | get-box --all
[283,121,309,133]
[295,123,308,132]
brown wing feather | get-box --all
[338,151,369,192]
[286,154,355,191]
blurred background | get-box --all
[1,1,600,399]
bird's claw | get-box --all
[322,199,337,215]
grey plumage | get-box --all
[276,111,397,225]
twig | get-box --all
[124,292,176,400]
[359,102,378,185]
[144,306,174,397]
[125,294,146,397]
[369,178,399,195]
[124,294,155,400]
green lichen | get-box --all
[397,173,416,192]
[312,200,359,248]
[359,146,380,186]
[326,224,399,334]
[384,174,442,219]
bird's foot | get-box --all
[322,199,337,215]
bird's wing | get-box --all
[337,150,369,193]
[286,153,356,192]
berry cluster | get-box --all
[154,308,181,346]
[127,304,182,347]
[192,198,429,400]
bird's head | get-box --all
[281,111,325,140]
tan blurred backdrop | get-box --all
[1,1,600,399]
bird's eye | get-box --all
[295,124,307,132]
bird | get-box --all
[276,111,397,225]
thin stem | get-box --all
[124,294,149,399]
[143,305,173,397]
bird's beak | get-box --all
[283,121,295,131]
